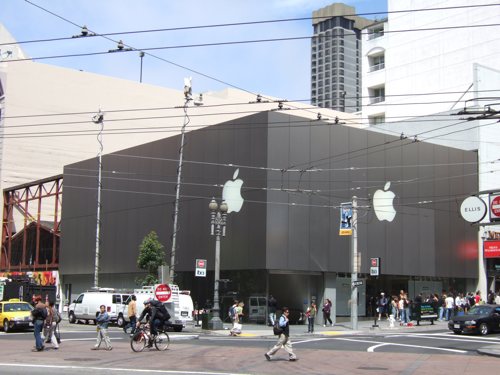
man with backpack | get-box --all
[136,298,171,344]
[31,296,47,352]
[265,307,298,361]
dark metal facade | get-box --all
[60,112,478,282]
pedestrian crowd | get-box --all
[30,296,61,352]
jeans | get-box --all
[307,317,315,333]
[399,309,405,323]
[34,319,44,350]
[446,308,453,321]
[438,306,444,320]
[151,318,162,336]
[95,327,112,349]
[124,316,137,334]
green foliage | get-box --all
[137,231,165,286]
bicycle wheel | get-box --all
[131,331,147,352]
[154,332,170,351]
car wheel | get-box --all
[453,330,461,335]
[479,323,489,335]
[3,319,10,333]
[117,315,125,327]
[68,312,76,324]
[173,326,182,332]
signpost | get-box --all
[195,259,207,277]
[154,284,172,302]
[370,257,380,276]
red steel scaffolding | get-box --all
[1,175,62,272]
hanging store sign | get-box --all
[490,194,500,222]
[339,202,353,236]
[460,196,487,223]
[484,241,500,258]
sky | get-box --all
[1,0,387,100]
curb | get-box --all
[477,346,500,358]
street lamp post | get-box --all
[208,198,228,330]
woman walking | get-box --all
[322,299,333,327]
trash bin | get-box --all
[201,313,211,330]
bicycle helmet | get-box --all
[144,298,154,305]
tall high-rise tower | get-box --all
[311,3,374,113]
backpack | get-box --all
[151,300,171,321]
[273,320,284,335]
[228,305,236,320]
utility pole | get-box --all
[351,196,358,330]
[92,110,104,289]
[169,78,192,283]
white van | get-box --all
[248,296,267,323]
[68,288,130,325]
[118,284,194,332]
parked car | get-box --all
[448,304,500,335]
[0,298,34,332]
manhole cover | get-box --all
[358,367,389,371]
[64,358,99,362]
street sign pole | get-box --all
[351,196,358,331]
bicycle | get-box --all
[131,323,170,352]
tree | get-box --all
[137,231,165,286]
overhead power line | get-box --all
[4,89,500,120]
[5,23,500,63]
[5,3,500,47]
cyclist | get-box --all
[136,298,171,346]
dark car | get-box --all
[448,304,500,335]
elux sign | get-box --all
[490,194,500,222]
[460,196,487,223]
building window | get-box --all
[369,54,385,72]
[368,25,385,40]
[369,114,386,125]
[369,86,385,104]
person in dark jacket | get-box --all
[265,307,297,361]
[136,298,170,337]
[31,296,47,352]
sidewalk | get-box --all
[197,316,450,338]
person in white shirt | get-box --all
[445,294,455,321]
[495,292,500,305]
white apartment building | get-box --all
[362,0,500,124]
[361,0,500,295]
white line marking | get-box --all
[367,343,390,352]
[0,363,250,375]
[293,337,330,345]
[335,337,468,354]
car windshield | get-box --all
[5,303,32,312]
[468,306,492,316]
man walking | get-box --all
[92,305,112,351]
[31,296,47,352]
[265,307,297,362]
[123,295,137,335]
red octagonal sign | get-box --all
[155,284,172,302]
[491,195,500,220]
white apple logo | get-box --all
[373,181,396,222]
[222,169,244,213]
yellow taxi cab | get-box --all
[0,299,34,332]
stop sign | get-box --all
[155,284,172,302]
[491,195,500,220]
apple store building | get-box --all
[60,111,479,317]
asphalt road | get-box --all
[1,325,499,374]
